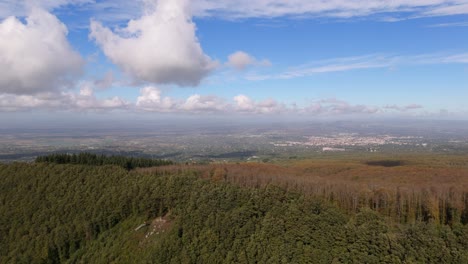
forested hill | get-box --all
[35,152,173,170]
[1,162,468,263]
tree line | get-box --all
[35,152,173,170]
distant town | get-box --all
[1,120,467,162]
[273,134,429,151]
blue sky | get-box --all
[0,0,467,119]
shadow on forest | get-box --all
[365,160,405,167]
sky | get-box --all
[0,0,467,121]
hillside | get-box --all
[1,158,468,263]
[143,153,468,225]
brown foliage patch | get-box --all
[139,154,468,225]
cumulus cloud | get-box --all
[68,84,129,110]
[0,8,83,94]
[136,86,176,112]
[0,93,60,112]
[181,94,228,112]
[0,85,428,117]
[227,51,255,70]
[234,95,285,114]
[0,83,128,112]
[135,86,227,113]
[135,89,286,114]
[90,0,217,87]
[226,51,271,70]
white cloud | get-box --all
[303,99,376,115]
[0,84,428,117]
[409,52,468,64]
[3,1,468,24]
[247,55,393,80]
[428,21,468,27]
[29,0,92,10]
[0,93,59,111]
[247,52,468,81]
[0,8,83,94]
[423,2,468,16]
[0,83,128,112]
[135,86,227,113]
[231,96,387,116]
[233,95,255,112]
[193,0,468,19]
[304,98,380,115]
[68,84,129,110]
[234,95,285,114]
[227,51,255,70]
[442,53,468,63]
[90,0,217,87]
[226,51,271,70]
[136,86,176,112]
[181,94,228,112]
[384,104,424,111]
[0,0,92,18]
[136,90,287,114]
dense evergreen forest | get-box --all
[35,152,173,170]
[1,161,468,263]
